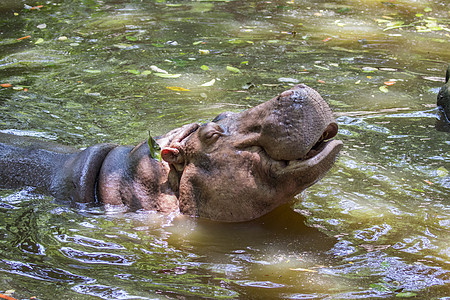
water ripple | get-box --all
[235,280,285,289]
[55,234,126,250]
[72,284,150,300]
[354,223,392,242]
[60,247,134,265]
[0,259,93,283]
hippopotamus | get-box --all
[0,84,343,222]
[437,65,450,122]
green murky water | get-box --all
[0,0,449,299]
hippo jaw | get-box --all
[160,84,343,222]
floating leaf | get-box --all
[126,36,137,41]
[141,70,152,76]
[314,65,330,70]
[127,69,140,75]
[379,86,389,93]
[396,292,417,298]
[416,13,424,17]
[150,65,168,74]
[193,41,204,45]
[17,35,31,41]
[228,39,245,44]
[199,49,210,55]
[226,66,241,73]
[241,61,249,65]
[289,268,318,273]
[1,83,12,88]
[362,66,378,72]
[154,73,181,78]
[84,69,101,74]
[166,86,190,91]
[424,7,432,12]
[437,167,448,177]
[384,81,396,86]
[201,65,210,71]
[200,79,216,87]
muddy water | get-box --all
[0,0,449,299]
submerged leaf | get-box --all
[396,292,417,298]
[226,66,241,73]
[437,167,448,177]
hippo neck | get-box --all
[96,140,179,213]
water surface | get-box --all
[0,0,449,299]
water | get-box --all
[0,0,449,299]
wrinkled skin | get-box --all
[0,84,343,222]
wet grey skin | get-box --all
[0,84,342,222]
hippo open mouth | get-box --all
[303,123,339,161]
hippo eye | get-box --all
[199,123,224,145]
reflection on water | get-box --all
[0,0,449,299]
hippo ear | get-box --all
[161,147,185,171]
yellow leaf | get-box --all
[166,86,190,92]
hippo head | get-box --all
[159,84,343,222]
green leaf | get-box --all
[396,292,417,298]
[415,13,424,17]
[241,61,249,65]
[379,86,389,93]
[228,39,245,44]
[83,69,101,74]
[201,65,210,71]
[226,66,241,73]
[127,69,140,75]
[126,36,137,41]
[141,70,152,76]
[154,73,181,78]
[362,66,378,72]
[148,134,161,162]
[35,38,44,44]
[437,167,448,177]
[424,7,432,12]
[113,43,132,49]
